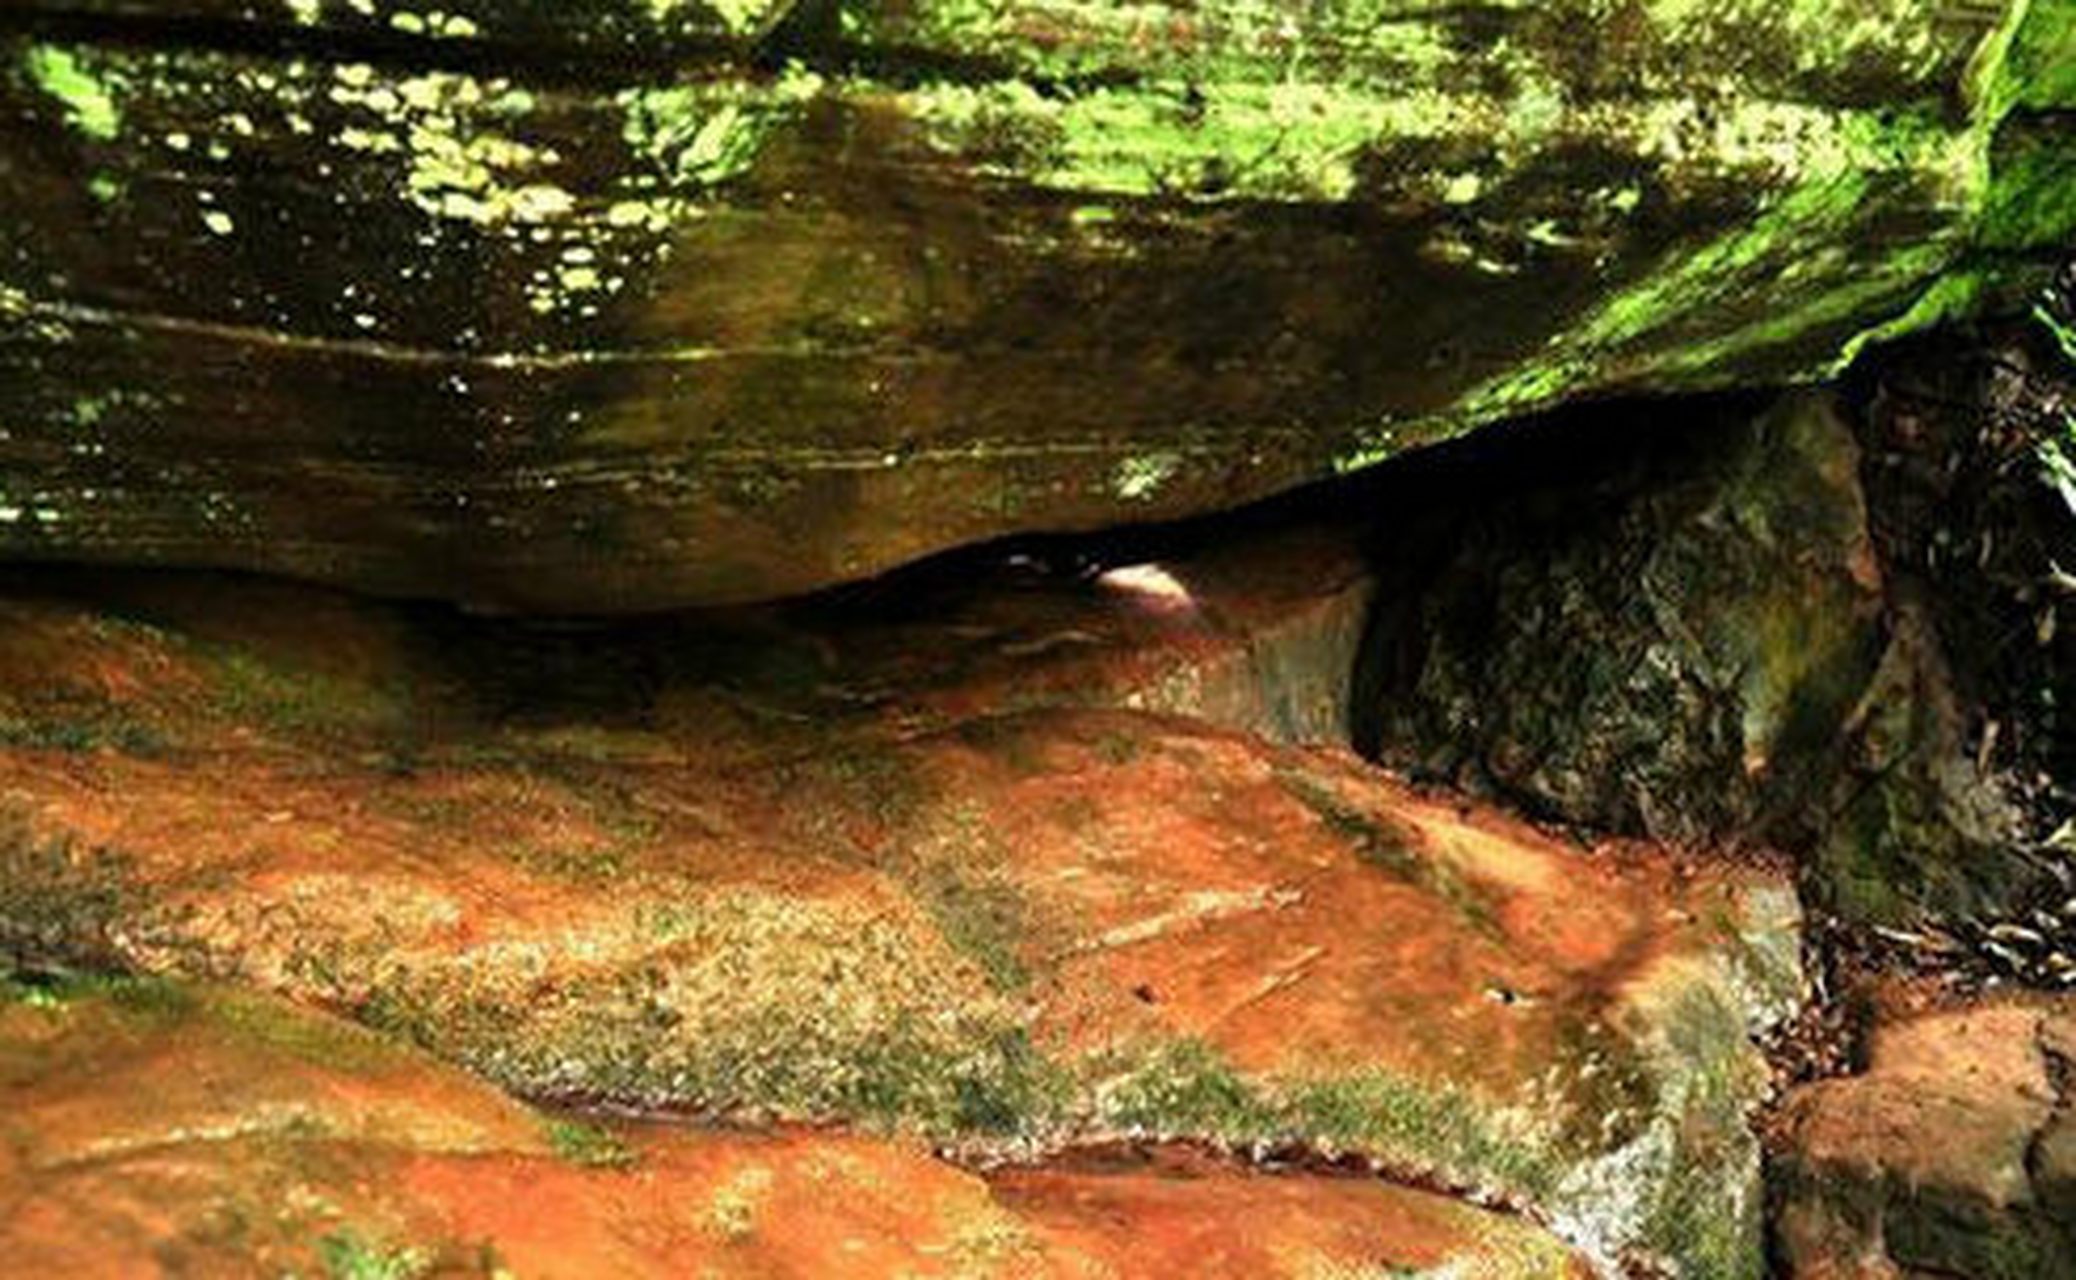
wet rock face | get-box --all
[0,2,2071,609]
[1771,998,2076,1279]
[0,978,1595,1278]
[0,533,1798,1275]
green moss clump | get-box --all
[0,712,166,756]
[908,862,1032,994]
[364,963,1068,1141]
[23,46,121,142]
[1628,984,1772,1279]
[543,1117,637,1169]
[1288,1073,1560,1201]
[210,649,408,746]
[0,971,190,1018]
[317,1229,431,1280]
[1090,1039,1560,1201]
[205,985,407,1076]
[1099,1040,1281,1138]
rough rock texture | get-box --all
[1771,998,2076,1279]
[0,2,2071,608]
[1831,310,2076,935]
[0,977,1593,1277]
[1358,390,1885,842]
[0,534,1798,1274]
[1354,388,2043,924]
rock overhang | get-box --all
[0,0,2068,610]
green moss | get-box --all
[205,985,405,1076]
[208,649,405,745]
[0,712,166,756]
[1087,730,1141,765]
[615,63,824,226]
[1972,0,2076,119]
[845,0,1963,105]
[1092,1039,1561,1200]
[357,953,1063,1139]
[1100,1040,1280,1137]
[338,944,1769,1272]
[1082,992,1778,1273]
[1277,770,1503,938]
[1629,984,1771,1278]
[1113,452,1182,502]
[1293,1073,1561,1198]
[1981,128,2076,252]
[778,745,927,836]
[318,1229,431,1280]
[24,46,121,142]
[910,863,1032,993]
[543,1117,637,1169]
[353,971,512,1055]
[507,841,629,883]
[0,971,190,1018]
[2,5,2059,553]
[1837,266,1987,369]
[2009,0,2076,111]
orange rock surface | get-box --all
[0,540,1798,1271]
[1772,997,2076,1278]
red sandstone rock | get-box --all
[0,536,1795,1271]
[0,979,1591,1278]
[1772,998,2076,1278]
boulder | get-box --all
[0,2,2070,609]
[1353,388,2041,924]
[0,548,1798,1274]
[1771,997,2076,1279]
[0,977,1593,1277]
[1357,390,1885,843]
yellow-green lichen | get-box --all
[326,66,571,228]
[618,64,823,192]
[704,1162,774,1238]
[388,10,482,38]
[1113,452,1182,501]
[841,0,1961,101]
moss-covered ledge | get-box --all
[0,1,2070,609]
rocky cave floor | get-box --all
[3,289,2075,1279]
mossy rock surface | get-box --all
[0,977,1594,1277]
[0,549,1796,1274]
[0,1,2070,608]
